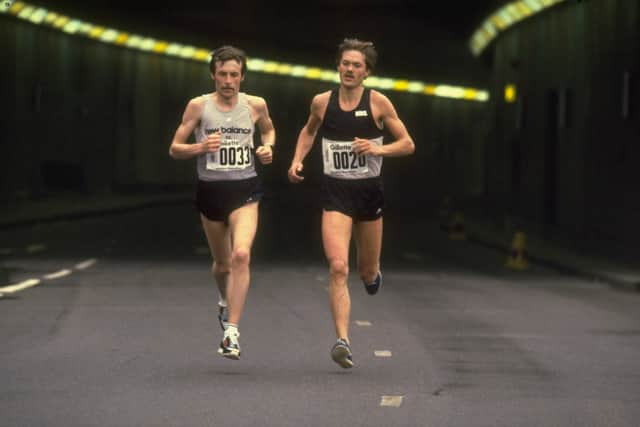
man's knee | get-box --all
[231,248,251,267]
[212,260,231,276]
[329,258,349,279]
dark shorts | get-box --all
[322,176,384,222]
[196,177,263,224]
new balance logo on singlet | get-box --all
[205,127,251,134]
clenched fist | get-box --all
[256,145,273,165]
[201,132,222,153]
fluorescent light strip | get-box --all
[2,2,488,102]
[469,0,568,56]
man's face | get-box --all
[212,59,244,99]
[338,50,369,88]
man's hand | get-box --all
[201,132,222,153]
[352,137,382,156]
[288,162,304,183]
[256,145,273,165]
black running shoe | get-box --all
[217,304,229,331]
[330,338,353,369]
[363,271,382,295]
[218,332,241,360]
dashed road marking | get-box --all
[75,259,97,270]
[1,257,98,298]
[355,320,372,326]
[374,350,392,357]
[43,269,72,280]
[0,278,41,294]
[380,395,403,407]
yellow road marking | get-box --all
[75,259,97,270]
[0,278,41,294]
[43,269,72,280]
[380,396,403,407]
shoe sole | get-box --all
[364,283,380,295]
[217,347,240,360]
[331,346,353,369]
[364,272,382,295]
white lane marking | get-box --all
[374,350,392,357]
[355,320,372,326]
[43,269,72,280]
[0,248,13,256]
[315,275,325,282]
[0,278,41,294]
[25,244,46,254]
[75,258,97,270]
[0,257,98,297]
[380,396,404,407]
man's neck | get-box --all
[213,92,238,111]
[339,85,364,105]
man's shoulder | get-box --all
[369,89,390,103]
[311,90,332,106]
[313,90,332,101]
[369,89,394,110]
[184,95,207,116]
[245,93,267,105]
[188,94,208,108]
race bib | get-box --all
[325,140,368,174]
[206,136,252,171]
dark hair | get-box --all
[336,38,378,72]
[209,45,247,75]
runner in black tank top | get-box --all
[288,39,415,369]
[319,87,385,221]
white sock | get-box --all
[225,324,239,337]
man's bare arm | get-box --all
[354,91,415,157]
[169,98,211,159]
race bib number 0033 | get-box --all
[325,141,368,174]
[206,137,252,171]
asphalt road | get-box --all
[2,204,639,427]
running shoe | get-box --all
[363,271,382,295]
[330,338,353,369]
[217,304,229,331]
[218,331,241,360]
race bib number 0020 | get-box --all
[206,137,252,171]
[325,141,368,174]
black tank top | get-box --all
[319,89,384,179]
[319,88,384,140]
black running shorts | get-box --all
[322,176,384,222]
[196,177,263,224]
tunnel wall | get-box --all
[1,16,489,218]
[485,0,639,243]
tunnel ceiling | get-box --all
[19,0,500,82]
